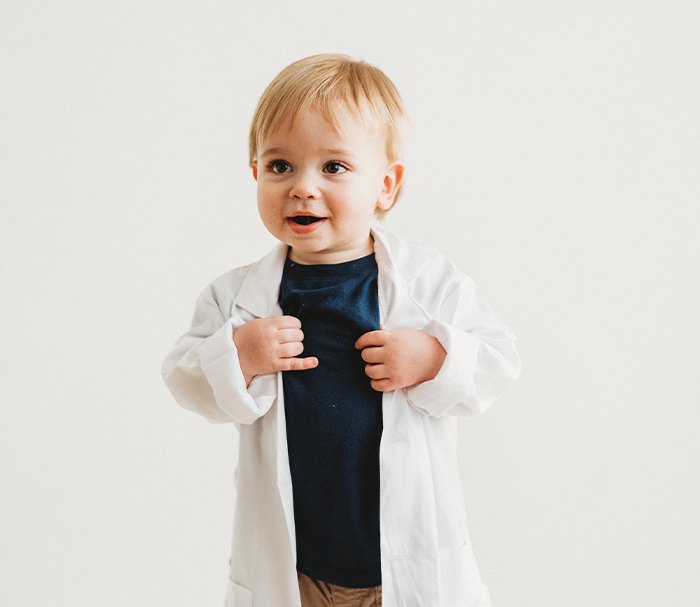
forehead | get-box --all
[259,102,386,152]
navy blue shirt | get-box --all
[279,253,383,588]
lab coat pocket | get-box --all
[386,552,429,607]
[439,543,490,607]
[225,578,252,607]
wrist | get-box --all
[232,325,255,386]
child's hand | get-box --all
[355,325,447,392]
[233,316,318,386]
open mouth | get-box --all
[290,216,324,225]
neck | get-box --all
[288,235,374,265]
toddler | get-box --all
[162,53,520,607]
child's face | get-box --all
[252,106,403,265]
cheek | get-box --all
[337,181,379,209]
[256,190,278,225]
[257,182,279,207]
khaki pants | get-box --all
[298,572,382,607]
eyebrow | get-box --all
[319,148,354,157]
[258,147,284,157]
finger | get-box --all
[283,356,318,371]
[364,363,388,380]
[276,328,305,344]
[370,378,395,392]
[380,324,387,331]
[273,315,302,329]
[360,346,384,364]
[355,330,388,349]
[278,341,304,358]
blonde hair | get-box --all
[249,54,409,218]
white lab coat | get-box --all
[162,227,520,607]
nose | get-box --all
[289,170,320,200]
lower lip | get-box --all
[287,217,326,235]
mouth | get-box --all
[287,214,326,235]
[289,215,324,225]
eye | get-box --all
[268,160,292,174]
[324,161,348,174]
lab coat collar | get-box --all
[234,226,428,326]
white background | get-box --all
[1,1,698,606]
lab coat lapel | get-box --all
[230,241,299,566]
[235,242,288,319]
[372,227,432,330]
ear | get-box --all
[251,162,258,181]
[377,161,405,210]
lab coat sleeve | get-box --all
[161,287,276,425]
[404,275,520,418]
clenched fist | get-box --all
[355,325,446,392]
